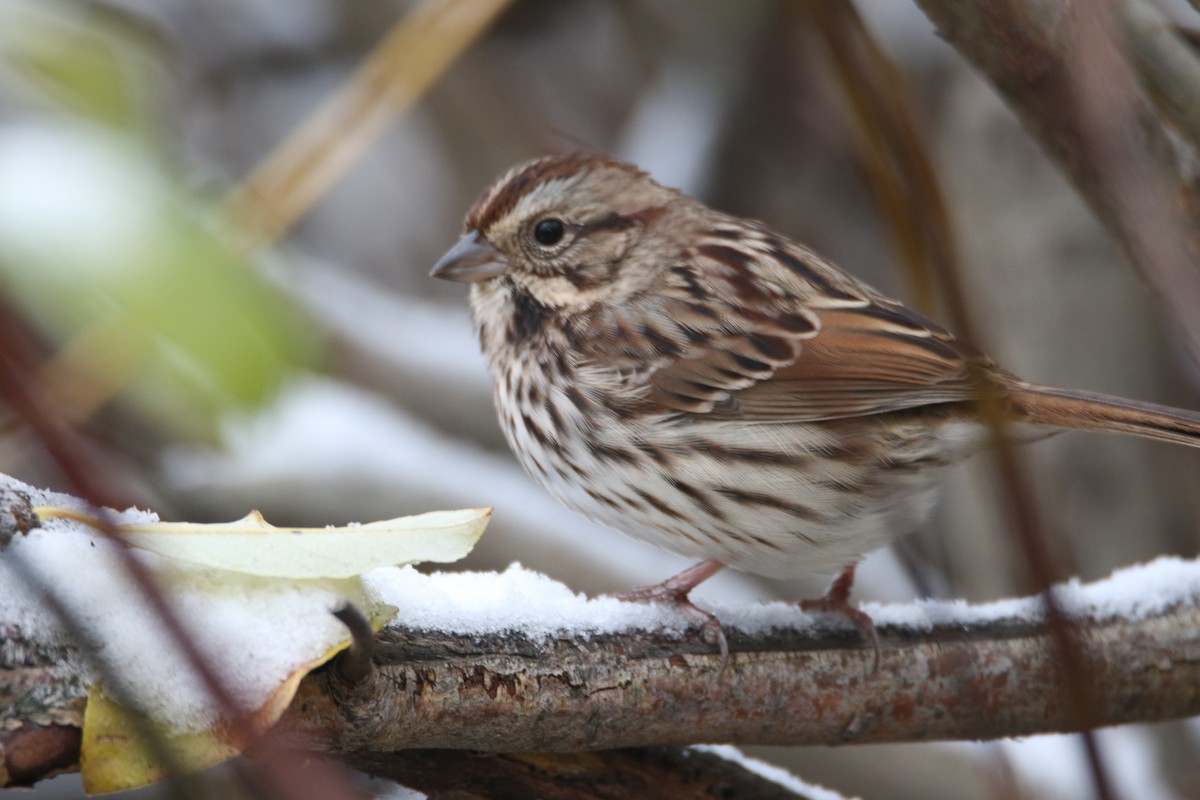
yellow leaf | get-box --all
[80,636,356,794]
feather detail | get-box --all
[597,232,998,421]
[1010,381,1200,447]
[712,300,995,421]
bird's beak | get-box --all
[430,231,507,283]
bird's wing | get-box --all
[611,237,996,422]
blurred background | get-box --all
[2,0,1200,797]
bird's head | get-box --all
[431,154,687,318]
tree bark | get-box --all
[344,749,826,800]
[275,600,1200,753]
[7,594,1200,791]
[912,0,1200,360]
[5,482,1200,793]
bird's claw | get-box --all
[609,567,730,675]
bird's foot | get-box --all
[799,563,880,673]
[609,560,729,670]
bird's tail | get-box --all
[1008,381,1200,448]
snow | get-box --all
[693,745,856,800]
[1001,727,1181,800]
[0,123,162,280]
[0,476,351,732]
[374,784,427,800]
[4,468,1199,739]
[857,555,1200,631]
[357,554,1200,644]
[363,563,683,636]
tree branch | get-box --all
[912,0,1192,233]
[912,0,1200,360]
[7,588,1198,792]
[343,749,831,800]
[275,598,1200,754]
[4,479,1200,792]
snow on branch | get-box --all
[3,475,1200,792]
[277,559,1200,756]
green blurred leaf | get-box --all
[0,125,321,440]
[0,2,319,441]
[0,0,167,134]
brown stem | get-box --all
[275,600,1200,754]
[348,748,824,800]
[912,0,1200,363]
[7,576,1199,788]
[331,604,376,686]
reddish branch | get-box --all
[7,598,1200,793]
[275,600,1200,754]
[4,472,1200,790]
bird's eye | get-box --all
[533,218,565,246]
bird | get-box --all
[431,152,1200,658]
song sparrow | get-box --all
[432,153,1200,655]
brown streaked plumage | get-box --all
[432,153,1200,657]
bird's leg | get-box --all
[800,563,881,671]
[610,560,728,663]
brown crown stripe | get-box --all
[467,154,646,234]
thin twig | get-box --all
[224,0,514,251]
[815,5,1115,795]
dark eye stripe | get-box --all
[580,212,638,234]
